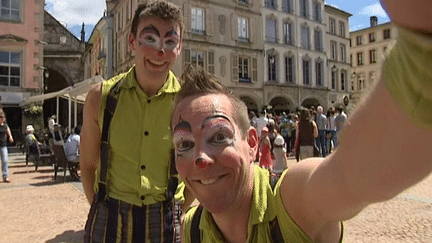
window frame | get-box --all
[369,49,377,64]
[383,29,391,39]
[283,22,293,45]
[239,56,251,83]
[267,54,277,82]
[0,50,21,87]
[369,32,375,43]
[302,58,311,85]
[266,18,278,43]
[357,52,363,66]
[238,16,249,42]
[285,55,295,83]
[191,7,205,35]
[315,59,323,86]
[0,0,20,22]
[356,36,363,45]
[329,18,336,34]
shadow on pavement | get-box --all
[46,229,85,243]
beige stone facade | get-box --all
[349,19,397,105]
[325,5,352,111]
[104,0,353,113]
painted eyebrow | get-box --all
[141,25,160,37]
[173,120,192,133]
[165,29,179,38]
[201,114,234,130]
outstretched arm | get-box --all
[281,0,432,240]
[80,83,102,204]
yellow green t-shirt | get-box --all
[94,66,182,206]
[182,166,317,242]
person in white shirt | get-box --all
[255,110,269,137]
[64,126,81,162]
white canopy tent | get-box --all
[20,75,104,133]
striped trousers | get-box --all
[84,197,181,243]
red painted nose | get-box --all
[195,157,209,169]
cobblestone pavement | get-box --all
[1,153,431,242]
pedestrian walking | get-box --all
[0,111,13,183]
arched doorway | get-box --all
[269,96,291,115]
[301,98,321,109]
[240,96,258,114]
[43,68,70,129]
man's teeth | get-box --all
[149,60,164,66]
[200,178,217,185]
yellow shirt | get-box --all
[182,166,317,242]
[95,66,181,206]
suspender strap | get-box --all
[190,205,204,243]
[105,198,120,243]
[269,217,284,242]
[132,205,147,243]
[98,79,123,201]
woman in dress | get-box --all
[258,127,273,173]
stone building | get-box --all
[101,0,352,114]
[85,12,115,80]
[43,11,86,129]
[349,16,397,105]
[0,0,44,140]
[325,4,352,110]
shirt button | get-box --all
[147,99,151,104]
[140,195,145,200]
[144,131,149,136]
[141,165,146,170]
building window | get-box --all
[339,22,345,37]
[0,0,20,21]
[314,29,322,51]
[301,26,309,49]
[340,70,346,91]
[265,0,276,9]
[313,2,321,22]
[369,32,375,42]
[238,0,248,3]
[268,55,277,82]
[358,75,365,91]
[239,56,250,82]
[285,56,294,83]
[329,19,335,34]
[191,50,205,68]
[315,59,323,86]
[302,58,310,85]
[331,69,337,90]
[340,44,346,62]
[282,0,293,13]
[300,0,309,18]
[356,36,363,45]
[330,42,337,60]
[369,49,377,64]
[191,7,205,35]
[0,51,21,87]
[266,18,277,43]
[383,29,391,39]
[283,22,293,45]
[357,52,363,66]
[238,17,249,42]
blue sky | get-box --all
[45,0,390,41]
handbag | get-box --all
[313,143,320,157]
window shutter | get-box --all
[205,7,214,36]
[249,17,255,43]
[207,51,215,74]
[231,14,238,41]
[252,57,258,83]
[183,3,191,33]
[184,49,191,69]
[232,54,239,82]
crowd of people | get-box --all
[249,104,348,173]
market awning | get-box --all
[20,75,104,106]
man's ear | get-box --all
[247,127,259,160]
[129,33,136,52]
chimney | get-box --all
[81,23,85,42]
[370,16,378,27]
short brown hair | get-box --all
[174,66,251,138]
[130,0,183,37]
